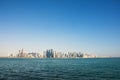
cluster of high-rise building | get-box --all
[9,49,96,58]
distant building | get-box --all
[9,53,14,58]
[28,53,39,58]
[16,49,28,58]
[46,49,54,58]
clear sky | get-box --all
[0,0,120,57]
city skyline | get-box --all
[9,49,97,58]
[0,0,120,57]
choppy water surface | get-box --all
[0,58,120,80]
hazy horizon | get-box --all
[0,0,120,57]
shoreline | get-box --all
[0,57,120,59]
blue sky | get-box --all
[0,0,120,57]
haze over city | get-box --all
[0,0,120,57]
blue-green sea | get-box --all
[0,58,120,80]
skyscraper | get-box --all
[46,49,54,58]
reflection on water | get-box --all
[0,58,120,80]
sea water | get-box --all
[0,58,120,80]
